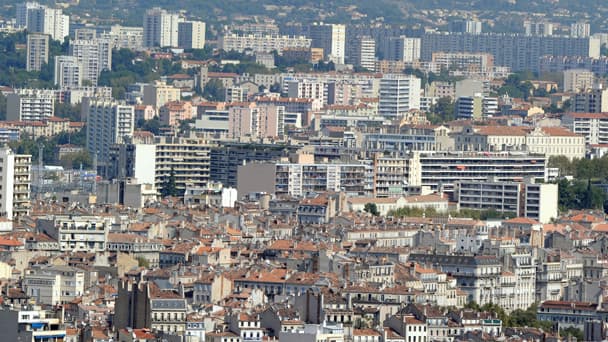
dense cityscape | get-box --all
[0,0,607,341]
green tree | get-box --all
[202,79,226,101]
[363,203,380,216]
[560,327,583,340]
[427,97,455,123]
[161,167,179,197]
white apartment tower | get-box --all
[0,147,31,220]
[69,39,112,86]
[571,22,591,38]
[378,74,421,119]
[26,33,49,72]
[309,23,346,64]
[85,99,135,167]
[387,36,421,62]
[178,21,206,49]
[54,56,83,88]
[348,36,376,71]
[6,89,55,121]
[143,7,182,48]
[26,6,69,41]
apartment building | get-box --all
[0,147,31,220]
[0,306,66,342]
[455,179,558,223]
[308,23,346,64]
[143,81,181,108]
[24,5,69,41]
[143,7,182,48]
[540,56,608,75]
[54,55,83,88]
[23,265,85,305]
[159,100,194,126]
[455,95,498,119]
[563,69,595,92]
[26,33,49,72]
[562,112,608,145]
[69,38,113,86]
[364,125,452,154]
[228,104,285,140]
[431,52,494,72]
[421,33,600,71]
[177,21,206,49]
[385,36,421,62]
[287,79,326,104]
[84,98,135,168]
[154,135,212,193]
[103,25,144,51]
[219,33,311,54]
[6,88,55,121]
[36,214,111,252]
[347,36,376,71]
[378,74,421,119]
[572,85,608,113]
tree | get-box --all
[363,203,380,216]
[428,97,455,123]
[161,167,179,197]
[202,79,226,101]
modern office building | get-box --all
[178,21,206,49]
[378,74,421,118]
[54,55,83,88]
[143,7,182,48]
[6,88,55,121]
[308,23,346,64]
[421,33,600,71]
[26,33,49,72]
[219,33,311,54]
[84,98,135,168]
[69,39,112,86]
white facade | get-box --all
[563,69,595,92]
[84,99,135,165]
[571,22,591,38]
[6,89,55,121]
[26,6,69,41]
[70,39,112,86]
[378,74,421,118]
[37,215,111,252]
[178,21,206,49]
[24,265,85,305]
[54,55,83,88]
[143,7,182,48]
[219,33,311,54]
[387,36,421,62]
[309,23,346,64]
[348,36,376,71]
[26,33,49,72]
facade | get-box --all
[455,179,558,223]
[0,306,66,342]
[25,5,69,41]
[84,98,135,167]
[421,33,600,71]
[54,55,83,88]
[455,95,498,119]
[143,7,182,48]
[562,112,608,145]
[37,215,110,252]
[23,265,85,305]
[6,88,55,121]
[159,101,194,127]
[386,36,421,62]
[143,82,181,108]
[0,147,31,220]
[309,23,346,64]
[177,21,206,49]
[572,85,608,113]
[154,135,212,193]
[378,74,421,119]
[26,33,49,72]
[431,52,494,72]
[219,33,311,54]
[228,104,285,140]
[347,36,376,71]
[563,69,595,92]
[69,39,113,86]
